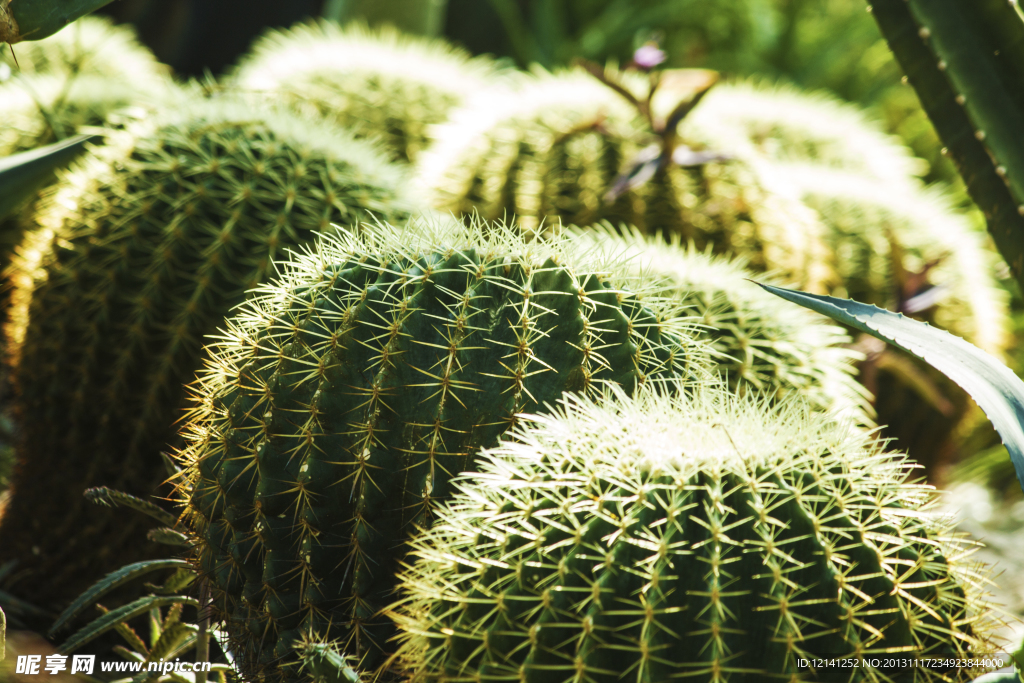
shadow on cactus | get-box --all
[174,217,714,680]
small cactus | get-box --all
[176,219,712,680]
[0,98,413,610]
[572,226,871,424]
[391,385,998,682]
[414,68,833,291]
[231,20,499,164]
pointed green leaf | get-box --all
[145,568,196,596]
[84,487,177,527]
[1,0,117,43]
[58,596,198,655]
[0,133,98,220]
[760,284,1024,494]
[51,560,190,635]
[147,527,190,548]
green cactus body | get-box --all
[0,99,412,609]
[231,20,499,164]
[0,15,168,81]
[391,386,998,682]
[415,70,834,292]
[779,164,1009,475]
[177,220,711,679]
[681,80,926,186]
[573,227,872,424]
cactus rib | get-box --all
[867,0,1024,284]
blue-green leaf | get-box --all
[759,284,1024,494]
[57,595,198,655]
[0,134,98,220]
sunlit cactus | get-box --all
[572,226,871,424]
[682,80,926,186]
[231,20,500,163]
[0,98,414,610]
[176,218,713,680]
[414,68,833,291]
[391,385,998,682]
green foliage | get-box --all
[0,133,97,221]
[231,20,500,163]
[0,98,414,611]
[573,226,871,422]
[391,385,999,681]
[0,0,116,44]
[761,284,1024,495]
[867,0,1024,293]
[417,68,833,290]
[177,218,712,680]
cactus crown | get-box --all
[571,226,872,424]
[391,385,998,682]
[177,217,713,680]
[231,20,500,163]
[0,96,412,606]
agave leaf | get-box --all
[0,133,98,220]
[145,568,196,596]
[147,527,190,548]
[51,560,190,635]
[1,0,116,43]
[84,487,177,527]
[144,621,195,667]
[58,595,199,655]
[760,284,1024,493]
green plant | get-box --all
[571,226,871,422]
[176,218,712,680]
[865,0,1024,295]
[0,97,414,613]
[416,67,833,291]
[390,384,999,682]
[230,20,499,164]
[0,0,116,44]
[0,133,97,220]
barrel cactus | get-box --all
[231,20,499,164]
[391,385,998,682]
[571,227,871,424]
[414,69,833,291]
[176,219,712,680]
[682,81,926,187]
[0,98,413,609]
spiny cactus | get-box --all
[682,80,926,186]
[572,226,871,424]
[0,98,413,610]
[176,219,712,680]
[231,20,499,164]
[0,14,167,81]
[866,0,1024,294]
[391,385,999,682]
[414,68,833,291]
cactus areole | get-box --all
[391,387,998,682]
[178,221,709,680]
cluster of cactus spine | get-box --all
[231,20,500,164]
[866,0,1024,292]
[0,98,413,610]
[414,68,834,292]
[390,385,998,682]
[176,218,712,681]
[572,226,872,424]
[681,80,927,186]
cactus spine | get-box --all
[231,20,498,164]
[177,219,711,680]
[866,0,1024,290]
[391,386,998,682]
[415,69,833,291]
[0,99,413,609]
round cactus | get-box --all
[0,15,168,82]
[0,98,414,609]
[682,81,926,187]
[391,386,998,682]
[231,20,499,164]
[414,69,833,291]
[176,219,712,680]
[571,227,871,424]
